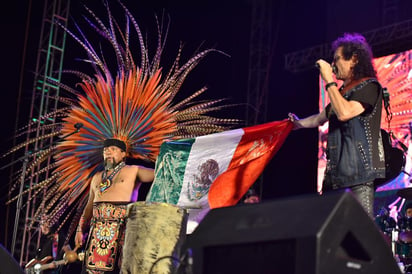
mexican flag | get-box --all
[146,119,293,214]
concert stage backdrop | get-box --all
[317,49,412,215]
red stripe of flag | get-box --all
[208,119,293,208]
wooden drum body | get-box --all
[121,202,187,274]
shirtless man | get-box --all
[75,138,154,274]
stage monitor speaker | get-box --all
[0,244,24,274]
[182,190,401,274]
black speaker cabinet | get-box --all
[182,190,401,274]
[0,244,24,274]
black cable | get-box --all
[382,86,408,153]
[148,255,181,274]
[383,87,393,126]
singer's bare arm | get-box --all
[288,110,328,130]
[324,85,365,121]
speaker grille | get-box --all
[204,239,297,274]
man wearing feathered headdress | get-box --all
[3,0,239,272]
[74,138,154,273]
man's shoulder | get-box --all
[351,78,380,95]
[363,80,380,89]
[90,171,103,186]
[92,170,104,177]
[123,164,140,172]
[359,78,381,90]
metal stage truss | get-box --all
[7,0,70,266]
[246,0,273,127]
[245,0,274,200]
[285,18,412,73]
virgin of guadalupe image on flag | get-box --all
[146,119,293,233]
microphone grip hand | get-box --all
[316,59,334,83]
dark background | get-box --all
[1,0,412,251]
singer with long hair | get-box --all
[288,33,385,217]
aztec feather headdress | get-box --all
[3,1,239,238]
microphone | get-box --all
[315,62,338,75]
[332,65,338,75]
[74,123,84,130]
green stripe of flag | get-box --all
[146,138,195,205]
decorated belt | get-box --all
[92,202,128,222]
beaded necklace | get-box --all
[99,161,126,195]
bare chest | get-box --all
[94,169,137,200]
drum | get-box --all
[398,217,412,243]
[121,202,188,274]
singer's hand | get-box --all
[315,59,334,83]
[288,113,302,130]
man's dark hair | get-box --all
[332,33,376,80]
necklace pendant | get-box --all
[99,162,125,195]
[100,178,111,194]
